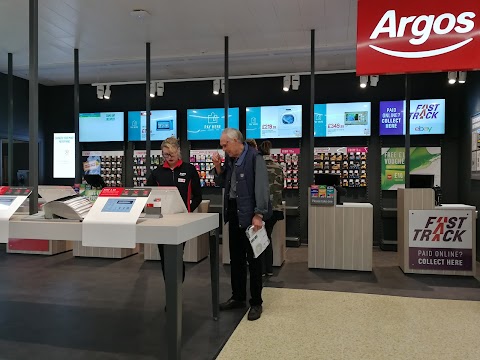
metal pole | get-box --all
[29,0,39,214]
[8,53,13,186]
[224,36,229,128]
[309,29,315,184]
[146,42,151,177]
[405,74,411,188]
[74,48,81,184]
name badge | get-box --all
[178,178,186,183]
[179,172,186,176]
[240,173,245,178]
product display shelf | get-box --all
[82,151,125,187]
[313,147,368,188]
[269,148,300,190]
[190,150,225,188]
[133,150,163,187]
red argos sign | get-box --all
[357,0,480,75]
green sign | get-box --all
[381,147,441,190]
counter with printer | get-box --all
[307,174,374,272]
[398,188,477,276]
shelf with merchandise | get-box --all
[82,151,125,188]
[269,150,300,190]
[313,150,367,188]
[132,151,163,187]
[190,150,225,188]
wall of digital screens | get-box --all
[187,108,239,140]
[314,102,371,137]
[128,110,177,141]
[79,112,124,142]
[246,105,302,139]
[379,99,445,135]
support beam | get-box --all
[405,75,411,188]
[8,53,13,186]
[146,42,151,177]
[224,36,229,128]
[74,48,81,184]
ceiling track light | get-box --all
[359,76,368,88]
[103,85,111,99]
[213,79,220,95]
[283,75,291,92]
[156,81,164,96]
[458,71,467,84]
[369,75,379,87]
[291,75,300,90]
[96,85,104,99]
[150,81,156,97]
[448,71,457,85]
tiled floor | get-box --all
[0,245,478,359]
[218,288,480,360]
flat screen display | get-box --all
[54,133,75,178]
[101,199,136,213]
[379,99,445,135]
[79,112,124,142]
[128,110,177,141]
[246,105,302,139]
[187,108,239,140]
[314,102,371,137]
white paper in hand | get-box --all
[245,223,270,258]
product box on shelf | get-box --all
[313,147,368,188]
[190,150,225,187]
[270,148,300,189]
[133,150,163,187]
[82,151,125,187]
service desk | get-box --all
[8,212,220,360]
[398,188,476,276]
[308,191,373,271]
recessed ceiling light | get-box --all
[130,9,150,19]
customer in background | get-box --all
[246,139,257,149]
[212,128,270,321]
[146,137,202,284]
[259,140,285,276]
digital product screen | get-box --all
[128,110,177,141]
[101,199,136,213]
[187,108,239,140]
[54,133,75,178]
[0,197,15,210]
[79,112,124,142]
[314,102,371,137]
[246,105,302,139]
[379,99,445,135]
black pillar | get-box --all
[224,36,229,128]
[29,0,39,214]
[8,53,13,186]
[405,74,411,188]
[146,42,151,177]
[74,48,81,183]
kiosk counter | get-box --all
[398,188,476,276]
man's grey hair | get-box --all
[222,128,244,142]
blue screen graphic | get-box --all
[187,108,239,140]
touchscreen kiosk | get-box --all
[147,187,187,215]
[102,199,136,213]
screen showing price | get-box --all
[101,199,136,213]
[314,102,371,137]
[246,105,302,139]
[128,110,177,141]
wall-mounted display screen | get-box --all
[314,102,371,137]
[379,99,445,135]
[54,133,75,178]
[246,105,302,139]
[187,108,239,140]
[79,112,124,142]
[128,110,177,141]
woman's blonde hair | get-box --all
[161,137,181,157]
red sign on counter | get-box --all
[99,187,125,197]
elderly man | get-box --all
[212,128,270,321]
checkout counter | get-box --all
[307,176,374,272]
[397,188,476,276]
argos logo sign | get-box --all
[357,1,480,75]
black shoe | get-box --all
[219,298,246,311]
[248,305,262,321]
